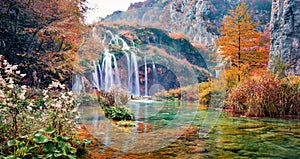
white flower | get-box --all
[5,69,12,74]
[68,91,73,96]
[16,70,20,74]
[3,60,8,65]
[27,106,32,111]
[60,84,65,89]
[20,74,26,78]
[19,91,26,100]
[7,84,13,89]
[12,65,18,70]
[8,78,14,84]
[21,85,27,90]
[0,90,5,98]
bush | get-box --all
[97,86,130,107]
[226,74,300,117]
[154,84,199,101]
[0,55,88,157]
[199,81,212,105]
[102,106,134,121]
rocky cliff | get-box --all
[105,0,271,47]
[268,0,300,76]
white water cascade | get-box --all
[131,52,140,96]
[101,50,121,91]
[72,75,83,94]
[117,36,130,51]
[90,31,142,95]
[92,61,102,90]
[152,60,157,84]
[144,56,148,96]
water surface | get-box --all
[80,101,300,158]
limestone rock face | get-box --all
[269,0,300,75]
[105,0,271,48]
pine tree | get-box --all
[217,2,262,82]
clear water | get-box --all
[80,101,300,158]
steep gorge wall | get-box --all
[105,0,271,48]
[268,0,300,76]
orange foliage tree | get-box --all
[0,0,88,86]
[216,2,269,83]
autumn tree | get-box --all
[0,0,88,86]
[216,2,268,83]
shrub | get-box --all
[96,86,134,121]
[97,86,130,107]
[199,81,212,105]
[154,84,199,101]
[226,74,300,117]
[0,55,88,157]
[102,106,134,121]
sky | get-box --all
[85,0,146,24]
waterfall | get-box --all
[72,75,82,94]
[112,54,121,85]
[92,61,100,90]
[97,60,103,89]
[131,52,140,96]
[101,50,121,91]
[117,36,130,50]
[89,30,142,95]
[125,52,131,90]
[152,60,157,84]
[106,30,118,45]
[144,56,148,96]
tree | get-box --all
[0,0,88,86]
[216,2,266,82]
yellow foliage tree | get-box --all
[217,2,264,83]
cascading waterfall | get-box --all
[92,61,101,90]
[107,30,118,45]
[72,75,82,94]
[112,54,121,85]
[131,52,140,96]
[90,31,142,95]
[117,36,130,51]
[144,56,148,96]
[152,60,157,84]
[101,50,121,91]
[125,52,131,90]
[97,60,103,89]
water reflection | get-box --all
[79,102,300,158]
